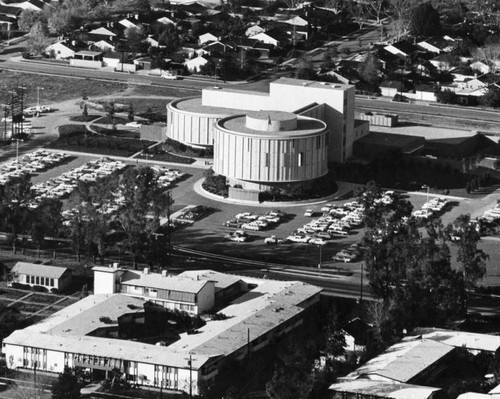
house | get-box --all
[417,36,456,54]
[283,15,308,27]
[118,18,138,29]
[252,31,279,47]
[9,262,72,292]
[157,16,176,25]
[92,40,115,52]
[380,80,404,97]
[414,83,437,102]
[88,27,117,43]
[184,55,209,72]
[9,0,48,11]
[429,53,457,71]
[203,40,236,55]
[384,40,419,59]
[70,50,103,68]
[103,51,137,72]
[331,380,442,399]
[198,32,218,45]
[145,35,161,48]
[470,61,491,74]
[340,339,455,384]
[245,24,265,37]
[0,15,16,31]
[0,5,21,18]
[45,40,85,60]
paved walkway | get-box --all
[193,178,358,207]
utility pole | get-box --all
[188,354,192,399]
[18,86,26,137]
[360,262,364,303]
[36,86,43,108]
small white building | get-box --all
[92,40,115,52]
[118,18,138,29]
[10,262,72,291]
[245,24,265,37]
[252,32,279,47]
[184,56,209,72]
[45,41,75,60]
[198,32,217,45]
[157,16,176,25]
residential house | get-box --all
[92,40,115,52]
[414,83,437,102]
[103,51,137,72]
[88,27,118,43]
[417,36,456,54]
[202,40,236,55]
[45,40,77,60]
[10,262,72,292]
[470,61,491,74]
[380,80,404,97]
[429,53,457,71]
[384,40,419,59]
[0,5,21,19]
[198,32,218,45]
[252,31,280,47]
[157,16,176,25]
[245,24,265,37]
[146,35,162,48]
[0,15,16,31]
[9,0,49,11]
[184,55,209,72]
[118,18,139,29]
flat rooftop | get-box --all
[170,97,246,116]
[340,339,454,383]
[370,124,500,143]
[408,328,500,353]
[219,115,326,136]
[272,77,354,91]
[330,380,441,399]
[4,274,321,370]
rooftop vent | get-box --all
[143,267,150,274]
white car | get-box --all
[241,222,261,231]
[161,73,178,80]
[304,209,314,217]
[126,121,142,128]
[309,237,327,246]
[264,235,283,245]
[287,235,311,243]
[412,209,433,218]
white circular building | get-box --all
[213,110,329,191]
[166,97,241,148]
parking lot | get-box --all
[2,149,500,285]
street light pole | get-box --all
[36,86,44,108]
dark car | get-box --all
[223,219,242,228]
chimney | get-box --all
[161,270,168,277]
[143,267,150,274]
[135,13,139,20]
[113,263,119,269]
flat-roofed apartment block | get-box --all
[2,267,321,395]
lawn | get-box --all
[0,289,30,300]
[24,294,60,305]
[93,115,129,125]
[0,71,127,107]
[92,125,140,139]
[135,151,195,164]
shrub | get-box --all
[32,285,48,293]
[11,282,31,290]
[50,288,59,294]
[99,316,115,324]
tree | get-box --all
[51,367,81,399]
[480,86,500,108]
[295,57,316,80]
[82,104,88,117]
[125,26,147,54]
[159,24,181,56]
[364,0,387,24]
[436,88,459,105]
[266,340,314,399]
[409,2,441,37]
[26,21,51,56]
[473,42,500,74]
[358,53,381,86]
[116,167,173,268]
[324,310,346,359]
[128,104,134,121]
[447,214,488,290]
[18,9,45,32]
[346,1,368,29]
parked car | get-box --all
[309,237,327,246]
[161,73,178,80]
[125,121,142,128]
[241,222,261,231]
[223,219,242,228]
[264,235,283,245]
[304,209,314,217]
[287,235,311,243]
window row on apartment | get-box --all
[25,275,55,287]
